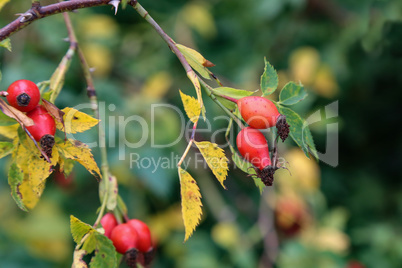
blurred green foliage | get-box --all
[1,0,402,267]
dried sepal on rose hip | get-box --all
[237,96,289,142]
[236,127,278,186]
[6,79,40,112]
[26,105,56,158]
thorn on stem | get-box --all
[89,67,96,73]
[108,0,120,15]
[16,12,34,23]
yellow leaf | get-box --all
[10,130,57,211]
[0,124,19,139]
[72,249,88,268]
[178,167,202,242]
[186,70,204,118]
[28,147,59,196]
[18,178,44,210]
[56,139,101,178]
[177,44,214,79]
[194,141,228,189]
[12,135,58,210]
[179,90,201,123]
[56,108,99,134]
[0,38,11,52]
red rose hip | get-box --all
[26,105,56,158]
[6,79,40,112]
[236,127,277,186]
[101,213,118,239]
[110,223,139,254]
[237,96,289,142]
[236,127,271,170]
[127,219,153,253]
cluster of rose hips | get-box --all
[101,213,154,267]
[234,96,290,186]
[5,79,56,157]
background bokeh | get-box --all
[1,0,402,267]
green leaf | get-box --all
[303,123,319,160]
[70,215,94,244]
[229,145,265,194]
[8,163,28,211]
[279,82,308,105]
[86,233,117,268]
[0,141,13,159]
[212,87,255,99]
[212,87,254,110]
[279,106,317,159]
[0,38,11,52]
[99,175,118,211]
[70,216,117,268]
[215,96,237,110]
[260,57,278,96]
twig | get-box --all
[63,12,110,227]
[177,120,198,167]
[0,0,114,41]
